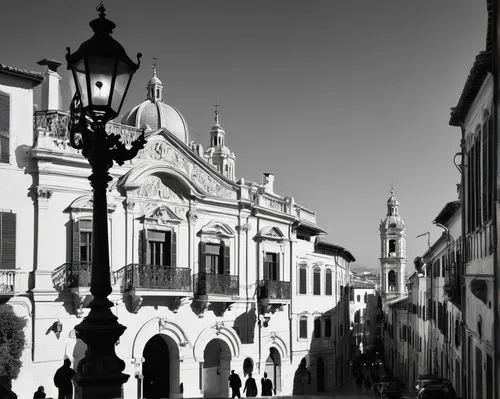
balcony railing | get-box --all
[193,272,239,296]
[34,110,143,155]
[257,279,291,300]
[116,264,191,292]
[52,262,91,290]
[0,270,15,294]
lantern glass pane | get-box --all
[73,59,88,107]
[111,60,133,115]
[87,56,115,107]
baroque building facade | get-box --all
[0,63,354,399]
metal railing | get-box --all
[0,270,15,294]
[116,264,191,291]
[257,279,291,300]
[52,262,92,290]
[193,272,239,296]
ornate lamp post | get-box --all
[66,5,145,398]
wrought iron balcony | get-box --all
[193,272,239,297]
[116,264,191,292]
[0,270,15,294]
[52,262,92,290]
[257,279,291,300]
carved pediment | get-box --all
[65,195,116,215]
[255,226,285,242]
[140,205,184,225]
[198,221,235,238]
[136,138,235,199]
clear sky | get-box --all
[0,1,487,271]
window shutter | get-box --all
[263,255,269,280]
[276,252,280,281]
[199,242,206,273]
[0,92,10,164]
[140,229,148,264]
[0,212,16,269]
[223,245,230,275]
[170,231,177,267]
[72,219,80,263]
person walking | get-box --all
[53,359,75,399]
[355,374,363,393]
[33,386,46,398]
[228,370,242,399]
[364,375,371,392]
[261,372,274,396]
[243,372,258,397]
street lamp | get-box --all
[66,5,145,398]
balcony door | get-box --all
[144,230,176,267]
[264,252,279,281]
[200,242,229,275]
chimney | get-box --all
[261,173,275,194]
[37,59,62,111]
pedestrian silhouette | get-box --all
[53,359,75,399]
[243,372,258,397]
[228,370,242,399]
[261,372,274,396]
[33,386,46,398]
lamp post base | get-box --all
[74,306,129,399]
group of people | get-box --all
[0,358,75,399]
[228,370,275,399]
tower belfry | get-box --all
[204,104,236,181]
[379,188,407,302]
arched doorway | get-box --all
[265,347,281,394]
[203,339,232,397]
[317,358,325,392]
[143,334,171,399]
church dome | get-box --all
[121,101,189,143]
[120,65,189,144]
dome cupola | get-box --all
[121,64,189,144]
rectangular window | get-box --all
[299,318,307,339]
[357,295,360,302]
[199,242,229,274]
[324,317,332,337]
[0,91,10,164]
[148,230,171,266]
[299,268,307,294]
[72,219,92,263]
[264,252,279,281]
[0,211,16,269]
[313,318,321,338]
[143,229,177,267]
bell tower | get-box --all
[204,104,236,181]
[379,188,407,302]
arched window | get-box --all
[299,316,308,339]
[325,269,332,295]
[389,239,396,255]
[313,267,321,295]
[299,266,307,294]
[364,292,368,303]
[388,270,396,291]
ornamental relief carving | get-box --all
[135,176,183,202]
[138,140,235,199]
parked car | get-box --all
[416,382,458,399]
[376,380,402,399]
[415,374,442,391]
